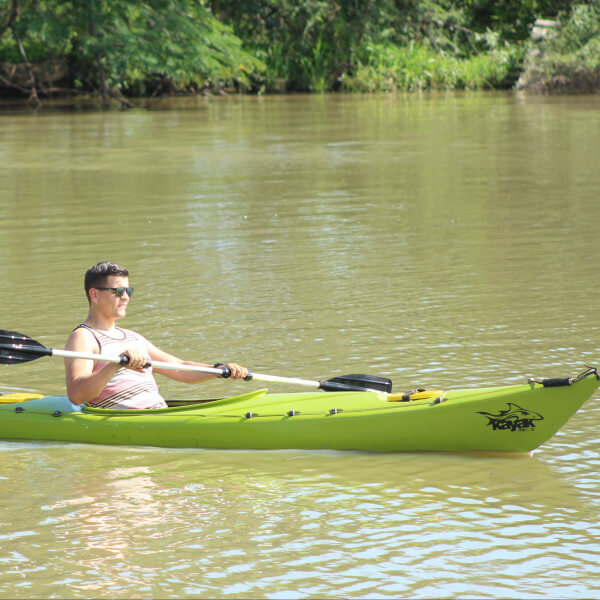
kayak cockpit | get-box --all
[0,389,270,415]
[81,388,270,414]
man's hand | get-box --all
[121,347,148,372]
[223,363,248,379]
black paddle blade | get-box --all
[320,374,393,393]
[0,330,51,365]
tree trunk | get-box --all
[12,26,40,108]
[0,0,19,41]
[88,14,111,109]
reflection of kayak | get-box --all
[0,368,598,452]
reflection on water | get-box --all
[1,443,599,599]
[0,92,599,598]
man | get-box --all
[64,261,248,409]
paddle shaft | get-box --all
[26,345,323,389]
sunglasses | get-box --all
[95,286,134,298]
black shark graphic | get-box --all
[478,403,543,432]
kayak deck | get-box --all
[0,369,598,452]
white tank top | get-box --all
[77,324,167,410]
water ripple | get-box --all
[1,94,600,598]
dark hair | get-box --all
[84,261,129,303]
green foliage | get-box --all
[550,1,600,51]
[0,0,72,62]
[532,1,600,91]
[340,41,525,91]
[211,0,540,91]
[1,0,598,98]
[212,0,377,91]
[81,0,261,92]
[0,0,263,96]
[448,0,573,40]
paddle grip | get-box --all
[213,363,231,378]
[119,355,152,369]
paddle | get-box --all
[0,329,393,393]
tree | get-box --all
[0,0,42,106]
[211,0,381,91]
[0,0,262,107]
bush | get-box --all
[531,2,600,91]
[340,41,525,91]
[0,0,264,100]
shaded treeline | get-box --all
[0,0,596,108]
[0,0,258,107]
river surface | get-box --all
[0,92,599,598]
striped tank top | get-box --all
[77,324,167,410]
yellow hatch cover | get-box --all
[0,392,45,403]
[387,390,445,402]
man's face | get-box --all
[93,275,131,319]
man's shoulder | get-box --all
[68,324,90,339]
[66,324,98,350]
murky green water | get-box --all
[0,92,599,598]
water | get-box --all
[0,92,599,598]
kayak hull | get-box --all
[0,374,598,452]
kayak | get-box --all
[0,367,598,453]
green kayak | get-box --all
[0,367,598,452]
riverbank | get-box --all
[1,1,598,108]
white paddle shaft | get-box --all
[51,348,321,388]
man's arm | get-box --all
[64,328,122,405]
[145,340,248,383]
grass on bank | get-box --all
[339,42,526,92]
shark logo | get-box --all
[478,403,543,432]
